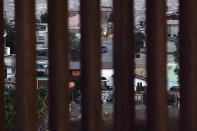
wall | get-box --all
[101,69,114,87]
[167,20,179,39]
[134,78,147,91]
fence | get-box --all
[0,0,197,130]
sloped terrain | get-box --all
[4,0,178,20]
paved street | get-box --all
[70,104,180,131]
[101,42,113,63]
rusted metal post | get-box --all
[80,0,102,130]
[15,0,37,130]
[48,0,70,130]
[113,0,135,130]
[0,0,5,130]
[146,0,168,130]
[179,0,197,130]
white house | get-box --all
[36,23,48,50]
[101,69,114,87]
[101,69,147,91]
[167,20,179,40]
[4,55,16,81]
[134,75,147,91]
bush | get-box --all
[69,75,81,103]
[5,86,16,130]
[37,86,49,131]
[5,86,49,131]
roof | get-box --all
[167,20,179,25]
[135,75,147,81]
[37,77,48,80]
[69,6,112,12]
[69,61,113,69]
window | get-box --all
[137,82,143,87]
[36,25,47,31]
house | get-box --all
[36,23,48,50]
[134,75,147,91]
[167,20,179,40]
[35,23,50,62]
[4,54,16,85]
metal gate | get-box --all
[0,0,196,130]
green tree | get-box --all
[40,13,48,23]
[39,13,80,61]
[174,41,179,83]
[4,19,15,54]
[108,13,113,23]
[134,32,145,45]
[37,86,49,130]
[5,86,16,130]
[140,21,144,28]
[5,86,49,131]
[69,75,81,102]
[134,32,145,57]
[69,32,80,61]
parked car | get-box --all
[101,45,108,53]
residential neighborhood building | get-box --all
[3,9,179,91]
[36,23,48,49]
[167,20,179,40]
[4,54,16,85]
